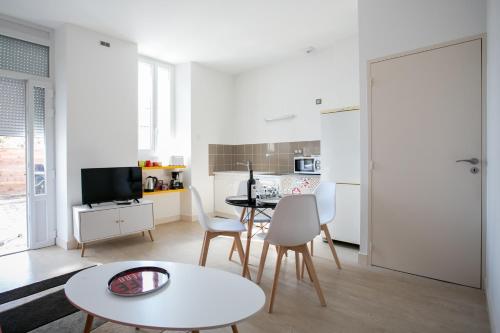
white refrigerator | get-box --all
[320,108,360,245]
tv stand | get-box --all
[73,200,154,257]
[115,200,132,205]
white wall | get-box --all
[234,35,359,144]
[486,0,500,330]
[174,63,193,218]
[358,0,487,255]
[55,24,138,248]
[190,63,235,214]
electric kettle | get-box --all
[144,176,158,192]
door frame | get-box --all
[366,34,487,288]
[0,68,55,250]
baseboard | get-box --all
[213,211,238,219]
[358,252,369,265]
[154,216,182,225]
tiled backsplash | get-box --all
[208,140,320,175]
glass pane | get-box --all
[0,34,49,77]
[138,61,154,150]
[157,65,171,138]
[33,87,46,195]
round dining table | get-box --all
[65,261,265,333]
[225,196,280,279]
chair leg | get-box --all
[231,324,239,333]
[268,246,286,313]
[321,224,341,269]
[199,232,211,266]
[228,239,236,261]
[257,241,270,284]
[300,254,313,282]
[301,245,326,306]
[234,233,245,265]
[310,239,314,256]
[295,251,301,280]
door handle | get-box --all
[456,158,479,165]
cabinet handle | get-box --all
[115,220,119,223]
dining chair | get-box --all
[228,180,272,261]
[310,182,342,263]
[190,186,247,267]
[256,194,326,313]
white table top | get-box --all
[65,261,265,330]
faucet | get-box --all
[236,160,253,171]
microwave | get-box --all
[294,156,321,174]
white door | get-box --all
[27,81,56,249]
[119,204,154,235]
[370,39,482,287]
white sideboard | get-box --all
[73,200,154,256]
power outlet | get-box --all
[315,98,322,105]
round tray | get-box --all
[107,266,170,297]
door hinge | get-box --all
[369,160,374,171]
[370,77,374,87]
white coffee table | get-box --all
[65,261,265,332]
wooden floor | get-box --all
[0,221,490,333]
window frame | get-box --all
[138,56,175,155]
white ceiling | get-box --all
[0,0,358,74]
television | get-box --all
[81,167,143,205]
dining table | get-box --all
[225,195,280,279]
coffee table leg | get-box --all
[242,208,255,279]
[231,324,239,332]
[83,313,94,333]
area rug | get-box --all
[0,265,107,333]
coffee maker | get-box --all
[170,171,184,189]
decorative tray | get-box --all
[108,266,170,296]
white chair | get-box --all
[307,182,342,269]
[190,186,246,267]
[228,181,272,261]
[256,194,326,313]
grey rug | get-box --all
[0,266,106,333]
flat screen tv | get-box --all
[81,167,142,205]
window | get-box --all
[138,58,173,152]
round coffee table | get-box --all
[65,261,265,332]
